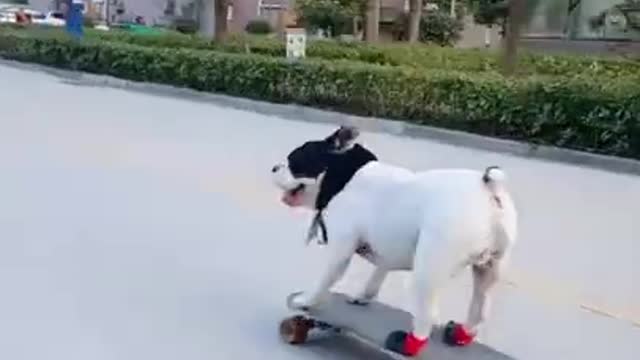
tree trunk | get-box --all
[353,16,359,38]
[276,8,286,40]
[365,0,380,43]
[501,0,526,76]
[198,0,215,38]
[408,0,421,43]
[214,0,229,42]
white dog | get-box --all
[271,126,517,356]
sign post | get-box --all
[285,28,306,61]
[66,0,85,39]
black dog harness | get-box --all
[305,144,377,245]
[306,211,328,245]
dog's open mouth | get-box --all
[282,183,305,207]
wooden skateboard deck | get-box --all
[279,291,516,360]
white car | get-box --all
[43,11,66,26]
[0,6,65,27]
[0,11,16,23]
[30,10,65,27]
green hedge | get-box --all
[1,33,638,159]
[84,29,640,79]
[3,25,639,79]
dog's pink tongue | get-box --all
[282,191,303,207]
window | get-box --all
[258,0,285,16]
[403,0,440,12]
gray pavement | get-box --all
[0,63,638,360]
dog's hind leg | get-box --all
[466,261,500,330]
[445,191,517,345]
[444,249,510,347]
[384,233,451,357]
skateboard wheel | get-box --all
[279,315,312,344]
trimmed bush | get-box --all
[245,19,273,34]
[0,33,638,159]
[93,29,640,79]
[3,25,638,79]
[392,11,465,46]
[115,33,640,79]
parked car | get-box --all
[0,6,65,27]
[0,11,16,23]
[32,11,65,27]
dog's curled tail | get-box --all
[482,166,507,193]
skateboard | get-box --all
[279,291,516,360]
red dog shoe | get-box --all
[385,330,429,357]
[443,321,476,346]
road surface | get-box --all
[0,63,638,360]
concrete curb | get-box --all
[3,59,640,176]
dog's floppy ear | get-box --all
[325,126,360,153]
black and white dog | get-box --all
[271,126,518,356]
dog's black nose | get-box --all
[272,165,282,173]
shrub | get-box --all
[295,0,357,36]
[171,17,198,34]
[245,19,273,34]
[0,32,638,160]
[392,5,465,46]
[3,25,639,79]
[95,29,640,78]
[418,11,465,46]
[83,16,96,28]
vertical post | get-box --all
[501,0,526,76]
[285,27,306,61]
[365,0,379,43]
[408,0,421,43]
[277,9,285,39]
[484,26,491,48]
[450,0,456,18]
[199,0,216,38]
[276,0,286,40]
[66,0,84,39]
[104,0,110,26]
[214,0,229,41]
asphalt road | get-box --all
[0,63,638,360]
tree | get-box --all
[431,0,470,19]
[501,0,545,75]
[501,0,525,76]
[393,0,465,45]
[365,0,380,42]
[214,0,228,41]
[198,0,215,37]
[465,0,543,75]
[420,9,464,45]
[468,0,509,32]
[295,0,365,37]
[408,0,421,43]
[164,0,176,16]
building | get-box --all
[524,0,639,41]
[227,0,290,33]
[228,0,408,35]
[25,0,169,25]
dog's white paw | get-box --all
[347,293,375,306]
[289,292,317,310]
[347,297,371,306]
